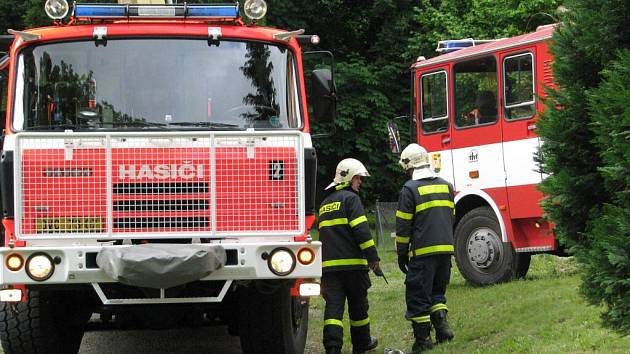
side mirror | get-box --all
[387,120,402,154]
[311,68,336,123]
[0,69,6,132]
[303,50,336,138]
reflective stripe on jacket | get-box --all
[395,177,455,258]
[318,187,379,272]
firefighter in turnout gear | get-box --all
[319,158,380,354]
[396,144,455,353]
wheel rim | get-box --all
[465,226,503,272]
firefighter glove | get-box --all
[368,260,381,272]
[398,255,408,274]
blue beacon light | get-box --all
[74,5,126,18]
[73,3,239,19]
[187,5,239,18]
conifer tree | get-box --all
[538,0,630,333]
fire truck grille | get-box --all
[113,217,209,229]
[113,182,209,194]
[15,132,304,239]
[113,200,210,212]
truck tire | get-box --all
[0,289,93,354]
[454,207,518,286]
[515,253,531,279]
[239,282,308,354]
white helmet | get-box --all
[399,143,430,170]
[325,158,370,190]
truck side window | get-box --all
[420,71,448,134]
[454,57,498,128]
[504,53,535,120]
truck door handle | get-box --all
[527,121,537,131]
[441,135,451,145]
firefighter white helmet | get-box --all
[399,144,430,170]
[325,158,370,190]
[399,143,435,180]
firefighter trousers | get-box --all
[321,270,372,350]
[405,254,451,324]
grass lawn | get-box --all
[305,249,630,353]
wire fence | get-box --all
[374,201,398,251]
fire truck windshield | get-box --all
[13,39,301,131]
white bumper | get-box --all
[0,241,321,285]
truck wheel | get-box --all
[0,289,93,354]
[454,207,518,286]
[239,282,308,354]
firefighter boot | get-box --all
[430,310,454,343]
[326,347,341,354]
[410,323,433,354]
[352,336,378,353]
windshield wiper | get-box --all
[25,121,239,130]
[114,121,168,129]
[26,124,87,131]
[168,122,241,129]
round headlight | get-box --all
[268,248,295,276]
[45,0,69,20]
[243,0,267,20]
[26,253,54,281]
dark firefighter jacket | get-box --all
[395,177,455,258]
[318,184,379,273]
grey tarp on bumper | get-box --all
[97,244,226,289]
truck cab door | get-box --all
[448,56,505,199]
[416,67,455,187]
[500,48,544,219]
[0,57,7,232]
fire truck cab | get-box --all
[0,1,331,353]
[392,25,559,286]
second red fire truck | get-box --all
[391,24,563,286]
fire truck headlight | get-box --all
[243,0,267,20]
[268,248,295,276]
[45,0,69,20]
[26,253,55,281]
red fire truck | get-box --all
[390,24,562,286]
[0,1,331,353]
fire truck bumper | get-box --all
[0,241,322,286]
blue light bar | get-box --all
[436,39,497,54]
[436,40,475,54]
[73,3,239,19]
[74,5,126,18]
[187,5,239,18]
